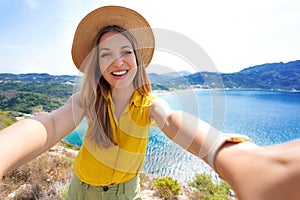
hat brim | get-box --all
[72,5,155,72]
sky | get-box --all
[0,0,299,75]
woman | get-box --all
[1,5,300,200]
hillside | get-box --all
[223,60,300,90]
[149,60,300,91]
[0,60,299,114]
[0,74,76,114]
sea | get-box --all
[63,89,300,184]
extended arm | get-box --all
[150,98,300,200]
[150,98,231,165]
[0,93,84,178]
[216,139,300,200]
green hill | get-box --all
[0,60,299,114]
[148,60,300,91]
[0,74,76,114]
[223,60,300,90]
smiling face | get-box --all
[98,31,138,90]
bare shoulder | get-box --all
[66,92,81,106]
[48,92,84,123]
[150,97,170,113]
[65,92,84,118]
[151,97,170,107]
[150,97,172,124]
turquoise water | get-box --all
[63,90,300,183]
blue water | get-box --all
[63,90,300,183]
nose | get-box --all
[111,55,124,68]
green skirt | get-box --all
[65,174,142,200]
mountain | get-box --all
[0,60,299,114]
[0,73,77,83]
[148,71,192,89]
[222,60,300,90]
[149,60,300,91]
[0,73,76,114]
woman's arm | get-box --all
[0,93,84,178]
[215,141,300,200]
[150,98,300,200]
[263,138,300,150]
[150,98,217,164]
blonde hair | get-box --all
[80,25,151,148]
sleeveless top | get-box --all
[73,91,156,186]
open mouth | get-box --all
[111,70,129,77]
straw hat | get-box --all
[72,5,155,72]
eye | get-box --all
[100,53,110,58]
[123,50,133,55]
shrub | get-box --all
[0,110,16,130]
[188,174,232,200]
[154,176,181,200]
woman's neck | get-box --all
[110,84,135,119]
[111,84,135,100]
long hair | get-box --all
[80,25,151,148]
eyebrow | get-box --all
[121,45,133,50]
[98,47,110,52]
[98,45,133,52]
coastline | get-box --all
[152,87,300,96]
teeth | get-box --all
[112,70,127,76]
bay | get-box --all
[63,90,300,183]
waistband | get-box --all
[72,174,139,194]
